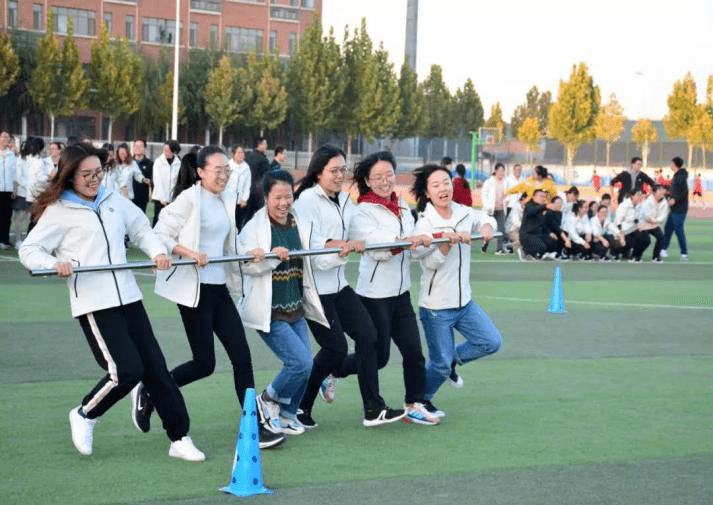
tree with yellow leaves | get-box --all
[595,93,626,167]
[687,106,713,169]
[517,116,541,165]
[663,72,698,169]
[631,119,658,169]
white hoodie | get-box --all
[292,184,352,295]
[0,148,15,192]
[413,202,496,310]
[567,214,592,246]
[614,197,638,235]
[153,183,241,308]
[348,196,415,299]
[638,195,669,231]
[237,207,329,333]
[152,153,181,203]
[19,190,167,317]
[25,155,52,203]
[227,159,251,205]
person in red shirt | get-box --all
[591,169,601,193]
[692,173,704,206]
[452,163,473,206]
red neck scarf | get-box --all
[357,191,400,217]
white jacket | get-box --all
[19,190,167,318]
[13,156,27,198]
[614,198,638,235]
[349,197,415,299]
[25,155,51,203]
[505,174,525,209]
[639,195,669,231]
[227,159,251,205]
[413,202,496,310]
[101,167,125,195]
[0,148,15,192]
[590,215,617,238]
[116,161,146,200]
[567,214,592,245]
[152,153,181,203]
[237,207,328,333]
[480,176,506,214]
[293,185,355,295]
[504,203,523,234]
[153,183,240,308]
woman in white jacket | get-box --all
[19,143,204,461]
[151,140,181,225]
[227,144,251,230]
[480,163,507,254]
[239,170,329,436]
[411,165,500,416]
[349,151,440,426]
[115,143,149,200]
[566,200,594,260]
[293,145,400,429]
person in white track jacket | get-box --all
[614,189,650,262]
[638,184,669,262]
[227,144,252,230]
[411,164,500,416]
[349,151,440,426]
[18,143,204,461]
[292,145,398,429]
[151,140,181,225]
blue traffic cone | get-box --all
[220,388,273,497]
[547,266,566,314]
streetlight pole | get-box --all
[171,0,180,140]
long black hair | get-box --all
[353,151,396,197]
[411,164,452,212]
[455,163,470,190]
[172,152,198,199]
[294,144,346,199]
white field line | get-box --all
[478,295,713,311]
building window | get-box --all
[269,31,277,53]
[33,4,43,30]
[271,6,299,21]
[224,27,263,54]
[190,22,198,47]
[8,2,17,28]
[290,0,299,6]
[288,32,296,56]
[103,13,112,34]
[190,0,221,12]
[126,15,135,41]
[210,24,218,47]
[142,18,183,45]
[301,0,314,8]
[53,7,96,36]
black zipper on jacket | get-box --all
[428,269,437,295]
[94,206,123,306]
[72,259,81,297]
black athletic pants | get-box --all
[522,234,561,258]
[152,200,165,226]
[77,301,189,441]
[174,284,254,407]
[646,228,664,260]
[0,191,12,244]
[625,230,651,260]
[303,286,383,413]
[357,291,427,405]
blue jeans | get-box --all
[419,300,502,400]
[662,211,687,255]
[258,319,312,419]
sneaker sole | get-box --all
[363,411,406,427]
[69,408,93,456]
[402,415,440,426]
[168,448,205,462]
[260,435,286,450]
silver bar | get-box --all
[29,232,501,277]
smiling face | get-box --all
[73,156,104,201]
[116,146,131,165]
[365,160,396,199]
[233,146,245,164]
[316,155,347,197]
[49,143,61,159]
[133,140,145,157]
[163,144,173,159]
[0,131,9,150]
[266,181,294,224]
[425,169,453,211]
[197,153,229,195]
[597,206,608,222]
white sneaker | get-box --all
[69,406,98,456]
[169,436,205,462]
[680,254,688,261]
[403,403,440,426]
[660,249,668,258]
[257,390,282,434]
[14,240,22,250]
[279,416,305,435]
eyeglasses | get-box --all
[326,167,348,176]
[368,172,395,183]
[204,167,230,177]
[77,169,103,181]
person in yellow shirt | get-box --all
[505,165,557,200]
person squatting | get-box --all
[19,144,502,460]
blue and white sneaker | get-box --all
[279,416,305,435]
[319,375,336,403]
[257,390,282,434]
[403,403,440,426]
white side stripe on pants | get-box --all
[83,313,120,413]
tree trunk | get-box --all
[107,117,113,143]
[204,127,210,146]
[702,147,706,170]
[642,141,649,169]
[50,114,55,141]
[566,144,575,183]
[428,138,433,163]
[218,124,224,148]
[605,141,610,167]
[346,134,352,157]
[165,123,169,141]
[687,142,693,170]
[260,128,264,137]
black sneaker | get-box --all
[481,242,488,253]
[296,410,318,429]
[448,361,464,388]
[258,424,286,450]
[130,382,153,433]
[423,400,446,418]
[363,406,406,427]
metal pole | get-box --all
[171,0,180,140]
[29,233,501,276]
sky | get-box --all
[321,0,713,122]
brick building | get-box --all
[1,0,322,140]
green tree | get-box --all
[420,64,452,160]
[510,86,551,138]
[362,43,400,142]
[245,52,288,137]
[484,102,506,142]
[88,22,143,142]
[204,55,250,147]
[287,17,341,153]
[687,106,713,169]
[663,72,698,169]
[706,75,713,115]
[391,58,424,141]
[631,119,658,169]
[454,78,484,137]
[517,116,541,164]
[181,48,222,140]
[548,62,601,180]
[594,93,626,167]
[0,34,19,98]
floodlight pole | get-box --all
[171,0,180,140]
